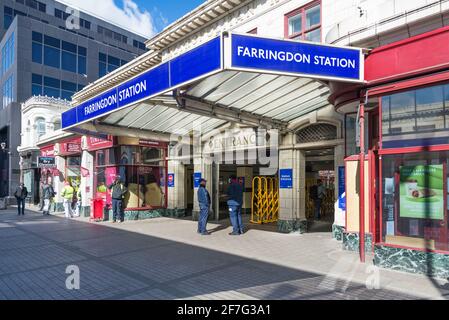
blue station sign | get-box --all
[62,32,364,130]
[62,36,222,129]
[231,33,364,83]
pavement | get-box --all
[1,206,449,300]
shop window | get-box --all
[381,84,449,148]
[381,151,449,251]
[94,146,167,209]
[285,1,321,42]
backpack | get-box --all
[310,185,318,200]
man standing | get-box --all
[313,179,326,220]
[14,183,28,216]
[61,181,75,218]
[227,175,244,235]
[108,176,127,223]
[197,178,211,235]
[42,180,55,216]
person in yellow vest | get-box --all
[61,181,75,218]
[97,181,107,193]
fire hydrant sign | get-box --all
[399,165,444,220]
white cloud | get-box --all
[57,0,157,38]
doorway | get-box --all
[305,148,335,232]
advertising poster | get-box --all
[399,165,444,220]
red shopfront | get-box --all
[330,26,449,277]
[88,136,168,211]
[39,144,57,185]
[59,137,82,187]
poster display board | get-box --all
[399,165,444,220]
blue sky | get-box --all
[129,0,206,31]
[59,0,207,38]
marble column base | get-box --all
[332,224,345,241]
[374,244,449,279]
[277,219,307,234]
[104,208,174,221]
[342,232,372,252]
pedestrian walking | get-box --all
[227,175,244,235]
[108,176,127,223]
[61,181,75,218]
[14,183,28,216]
[310,179,326,220]
[73,186,81,217]
[197,178,211,235]
[42,180,55,216]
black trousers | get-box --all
[16,198,25,215]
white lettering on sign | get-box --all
[237,46,356,69]
[84,94,117,116]
[118,80,147,102]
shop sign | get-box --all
[80,166,90,177]
[40,145,55,157]
[338,166,346,210]
[399,165,444,220]
[38,156,56,168]
[66,143,81,153]
[86,135,113,151]
[168,173,175,187]
[60,137,82,155]
[139,139,165,148]
[231,34,364,83]
[193,172,202,188]
[137,166,153,175]
[279,169,293,189]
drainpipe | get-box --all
[358,89,369,263]
[359,101,365,263]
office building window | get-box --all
[61,80,77,100]
[32,73,78,100]
[4,6,13,29]
[61,40,77,72]
[32,73,42,96]
[285,1,321,42]
[133,39,146,50]
[98,25,128,44]
[32,32,87,75]
[1,32,14,75]
[78,46,86,75]
[98,52,128,77]
[2,75,13,108]
[16,0,46,13]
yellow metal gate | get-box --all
[251,176,279,224]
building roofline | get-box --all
[145,0,250,51]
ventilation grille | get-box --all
[296,124,337,143]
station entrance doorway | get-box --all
[305,148,335,232]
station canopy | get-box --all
[62,33,364,138]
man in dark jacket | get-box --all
[42,181,55,216]
[108,176,127,223]
[227,175,244,235]
[197,178,211,235]
[14,183,28,216]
